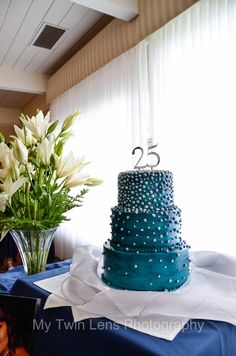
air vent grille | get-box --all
[32,25,66,49]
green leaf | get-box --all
[55,140,64,157]
[47,120,59,135]
[0,132,5,142]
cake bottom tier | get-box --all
[102,242,190,291]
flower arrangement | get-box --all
[0,110,102,239]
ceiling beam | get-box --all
[69,0,139,21]
[0,69,48,94]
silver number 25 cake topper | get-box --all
[132,143,160,170]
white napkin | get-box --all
[35,246,236,341]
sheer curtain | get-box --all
[50,43,149,259]
[148,0,236,253]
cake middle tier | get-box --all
[110,206,182,251]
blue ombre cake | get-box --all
[102,170,190,291]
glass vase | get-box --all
[10,228,56,275]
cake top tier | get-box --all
[117,170,174,212]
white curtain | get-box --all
[51,0,236,258]
[50,43,149,259]
[148,0,236,253]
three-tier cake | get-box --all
[102,170,190,291]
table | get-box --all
[1,261,236,356]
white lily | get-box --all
[12,139,28,164]
[56,153,87,178]
[22,110,50,139]
[38,138,54,165]
[0,192,8,212]
[64,173,89,189]
[13,125,36,146]
[0,176,27,198]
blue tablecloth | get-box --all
[1,261,236,356]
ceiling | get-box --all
[0,0,112,109]
[0,0,138,110]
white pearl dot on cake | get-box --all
[133,243,136,246]
[150,282,153,286]
[149,259,153,262]
[121,237,124,240]
[169,279,173,283]
[108,267,111,270]
[164,266,167,269]
[160,259,163,263]
[157,275,161,279]
[134,264,138,268]
[125,272,128,275]
[171,259,174,263]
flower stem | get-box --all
[26,183,31,219]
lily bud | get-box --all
[0,132,5,143]
[61,111,80,132]
[59,130,75,140]
[12,139,28,164]
[64,173,89,189]
[84,178,103,186]
[0,192,8,213]
[10,161,20,180]
[38,138,54,165]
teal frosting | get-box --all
[102,242,189,291]
[102,170,190,291]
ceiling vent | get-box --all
[32,24,66,49]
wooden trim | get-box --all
[47,0,199,104]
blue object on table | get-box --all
[0,261,235,356]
